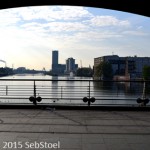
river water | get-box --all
[0,74,149,106]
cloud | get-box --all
[58,6,93,20]
[0,10,21,27]
[74,31,122,41]
[90,16,130,27]
[20,20,123,40]
[43,22,89,32]
[122,30,148,36]
[21,21,88,33]
[0,6,149,69]
[2,6,92,22]
[137,26,143,29]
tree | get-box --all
[94,61,113,80]
[143,65,150,80]
[0,67,13,76]
[76,67,93,77]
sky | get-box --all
[0,5,150,70]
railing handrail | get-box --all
[0,78,149,82]
[0,79,92,82]
[0,78,149,106]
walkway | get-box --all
[0,107,150,150]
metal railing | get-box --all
[0,79,150,106]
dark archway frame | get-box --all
[0,0,149,17]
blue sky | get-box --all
[0,6,149,70]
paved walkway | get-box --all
[0,108,150,150]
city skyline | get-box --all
[0,6,150,70]
[51,50,78,75]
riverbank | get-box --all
[0,73,14,77]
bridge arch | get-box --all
[0,0,149,17]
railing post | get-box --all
[33,80,37,105]
[61,86,63,99]
[89,80,90,99]
[83,80,95,106]
[6,85,8,95]
[34,80,36,98]
[88,99,91,106]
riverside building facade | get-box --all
[94,55,150,79]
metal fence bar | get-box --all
[0,79,149,106]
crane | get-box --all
[80,60,82,68]
[0,60,7,67]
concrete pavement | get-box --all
[0,107,150,150]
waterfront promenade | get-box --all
[0,106,150,150]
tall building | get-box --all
[65,57,78,74]
[52,50,58,68]
[51,50,59,75]
[51,50,66,75]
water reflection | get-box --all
[93,81,114,90]
[1,74,150,105]
[51,76,58,84]
[93,81,150,98]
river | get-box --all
[0,74,149,106]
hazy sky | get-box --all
[0,6,150,70]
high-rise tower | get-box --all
[65,57,78,74]
[52,50,58,66]
[52,50,58,71]
[66,58,75,72]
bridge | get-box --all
[0,2,149,148]
[0,0,149,17]
[0,79,150,150]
